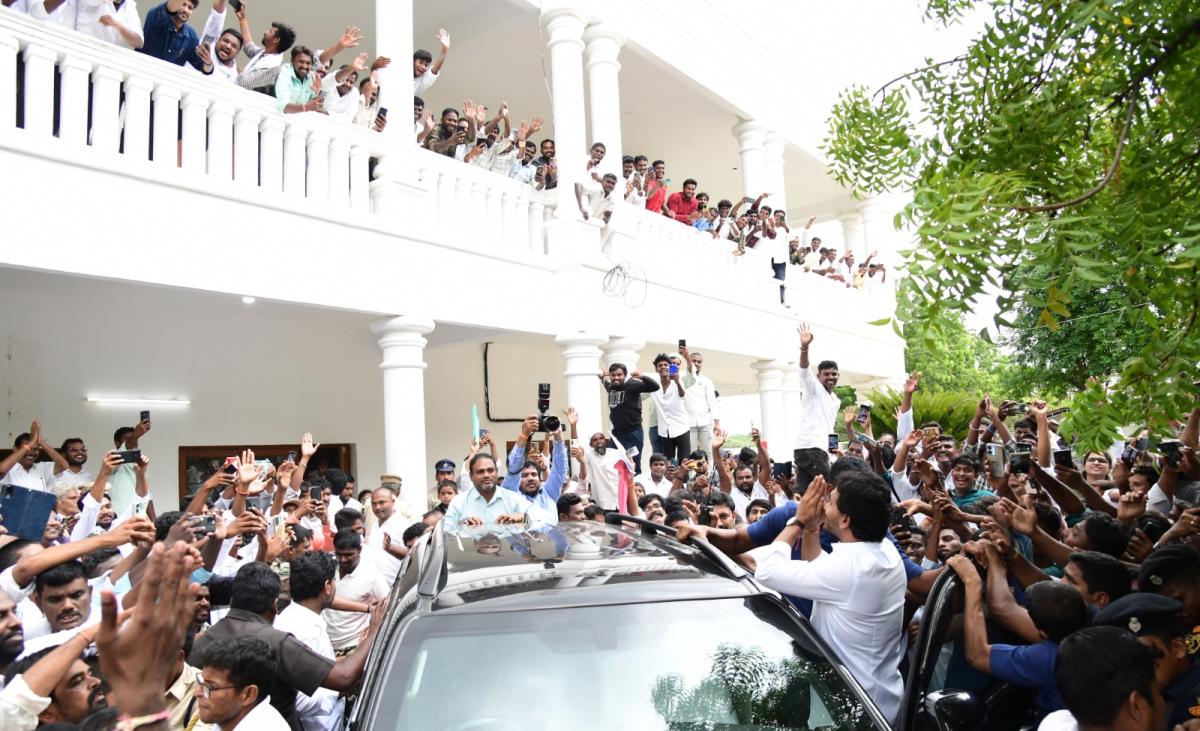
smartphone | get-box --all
[1009,446,1032,475]
[854,432,877,447]
[201,32,217,47]
[222,456,238,474]
[377,107,388,118]
[139,409,150,423]
[201,515,217,534]
[271,513,286,536]
[569,439,580,450]
[1011,402,1030,415]
[1121,444,1140,464]
[827,434,839,452]
[922,426,940,439]
[254,459,273,475]
[479,429,490,439]
[669,363,679,376]
[1135,436,1151,452]
[228,0,242,11]
[985,443,1005,478]
[116,449,141,465]
[1046,407,1070,419]
[1053,448,1075,469]
[132,498,150,518]
[889,506,916,532]
[856,404,870,425]
[678,339,687,348]
[287,451,298,463]
[309,486,323,501]
[772,462,793,481]
[1158,440,1183,468]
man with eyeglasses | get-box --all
[196,636,289,730]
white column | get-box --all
[206,100,235,180]
[555,332,608,438]
[151,84,181,169]
[349,145,371,210]
[752,360,788,460]
[327,136,351,208]
[782,364,802,456]
[543,7,590,220]
[233,109,262,188]
[89,66,123,154]
[259,117,285,193]
[0,31,18,137]
[369,316,435,516]
[583,23,623,179]
[57,55,92,147]
[763,132,787,214]
[122,75,154,162]
[305,131,331,203]
[839,209,866,256]
[860,194,907,267]
[21,44,57,138]
[179,92,209,173]
[732,119,767,200]
[372,0,413,141]
[601,336,644,375]
[282,123,308,198]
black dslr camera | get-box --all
[536,383,561,432]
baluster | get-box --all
[57,54,91,146]
[515,195,531,253]
[260,117,285,193]
[179,92,209,173]
[454,175,472,243]
[151,84,180,168]
[470,180,487,244]
[349,144,370,211]
[88,66,122,153]
[486,186,503,247]
[206,100,234,180]
[122,74,153,162]
[282,122,307,197]
[327,136,350,208]
[529,200,546,255]
[437,170,456,239]
[501,191,518,250]
[21,44,57,137]
[233,109,261,188]
[0,31,17,135]
[305,130,330,203]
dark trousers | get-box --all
[611,426,646,474]
[659,432,692,465]
[648,428,664,461]
[793,447,831,495]
[772,261,787,303]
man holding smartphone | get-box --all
[598,362,660,474]
[793,323,842,493]
[650,353,690,464]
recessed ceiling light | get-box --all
[242,296,256,304]
[87,397,191,406]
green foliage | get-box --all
[825,0,1200,451]
[866,389,982,443]
[903,315,1020,396]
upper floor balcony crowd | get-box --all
[2,0,890,301]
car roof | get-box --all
[420,519,755,613]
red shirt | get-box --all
[645,179,668,213]
[666,192,698,222]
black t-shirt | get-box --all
[605,377,660,432]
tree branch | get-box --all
[1013,94,1137,214]
[872,55,968,101]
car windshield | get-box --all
[365,595,880,731]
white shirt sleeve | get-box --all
[897,408,915,443]
[0,674,51,731]
[1146,483,1172,516]
[753,540,851,602]
[68,493,103,543]
[0,567,34,604]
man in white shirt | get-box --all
[326,469,363,516]
[324,530,389,653]
[188,0,242,82]
[52,439,93,488]
[680,347,719,453]
[583,433,626,512]
[412,28,449,95]
[195,637,291,731]
[793,322,841,493]
[233,3,294,93]
[0,424,69,492]
[365,480,414,584]
[635,453,673,499]
[30,0,143,49]
[650,353,691,464]
[274,552,343,731]
[754,470,906,723]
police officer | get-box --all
[1094,592,1200,729]
[1138,543,1200,623]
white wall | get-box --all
[0,271,387,509]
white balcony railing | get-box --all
[0,11,384,211]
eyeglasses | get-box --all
[195,675,241,699]
[1084,457,1109,464]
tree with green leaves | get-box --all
[903,315,1017,396]
[825,0,1200,449]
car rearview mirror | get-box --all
[924,689,985,731]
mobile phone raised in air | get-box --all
[856,404,870,425]
[827,434,839,452]
[140,410,150,423]
[1053,449,1075,469]
[668,363,679,376]
[116,449,141,465]
[309,486,323,501]
[1009,445,1032,475]
[678,339,686,348]
[985,443,1005,478]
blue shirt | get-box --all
[746,501,924,616]
[988,641,1063,713]
[949,487,995,509]
[139,3,199,66]
[502,440,568,524]
[443,485,530,528]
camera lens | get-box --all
[542,415,561,433]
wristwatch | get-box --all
[785,516,800,528]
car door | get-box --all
[899,569,1038,731]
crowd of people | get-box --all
[1,322,1197,730]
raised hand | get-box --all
[563,406,578,426]
[421,109,435,131]
[1001,496,1037,535]
[235,449,259,490]
[796,475,829,529]
[195,40,213,68]
[903,370,922,396]
[797,322,814,348]
[462,99,476,119]
[711,428,727,451]
[475,104,487,126]
[351,52,368,71]
[339,26,363,49]
[521,414,539,438]
[530,116,544,133]
[97,450,123,478]
[570,446,584,462]
[1116,490,1147,524]
[105,516,156,548]
[436,28,450,49]
[499,101,509,118]
[370,56,391,71]
[300,432,320,459]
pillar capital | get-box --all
[583,23,624,68]
[601,336,644,371]
[542,7,590,48]
[751,359,787,387]
[370,316,436,369]
[732,119,767,150]
[555,330,608,354]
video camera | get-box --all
[536,383,561,433]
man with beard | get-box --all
[502,415,567,525]
[582,432,627,514]
[637,494,667,523]
[0,593,24,673]
[137,0,200,66]
[324,530,387,654]
[188,0,243,81]
[54,438,93,488]
[276,46,323,114]
[3,626,106,726]
[0,422,70,492]
[444,454,529,527]
[193,583,212,633]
